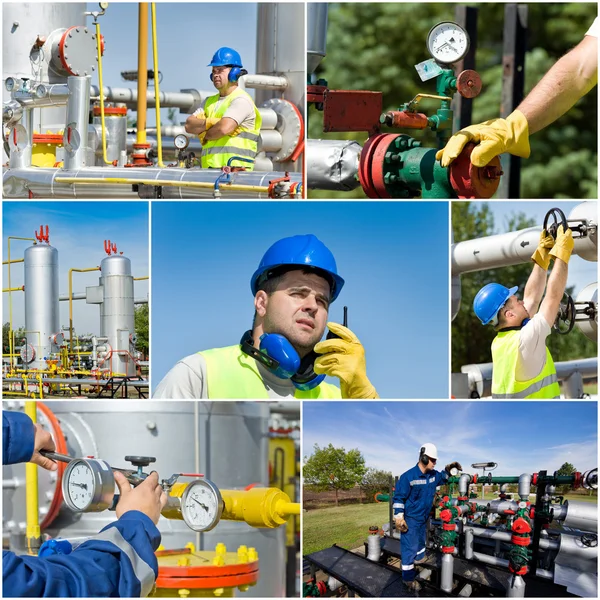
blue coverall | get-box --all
[392,463,449,582]
[3,411,162,597]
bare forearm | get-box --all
[518,36,598,134]
[539,258,569,326]
[184,116,207,135]
[524,263,547,315]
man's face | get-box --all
[211,66,231,90]
[257,270,331,356]
[423,456,437,472]
[502,295,530,323]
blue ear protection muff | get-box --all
[240,330,325,391]
[420,447,430,466]
[210,67,248,83]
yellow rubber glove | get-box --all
[435,109,531,168]
[549,225,575,264]
[314,323,378,399]
[531,229,555,270]
[198,120,243,145]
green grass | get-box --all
[583,383,597,394]
[562,493,597,503]
[303,503,390,555]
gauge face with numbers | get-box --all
[65,460,95,510]
[181,479,223,532]
[174,134,189,150]
[427,22,469,64]
[62,458,115,512]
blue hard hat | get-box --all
[251,234,345,302]
[473,283,519,326]
[208,47,243,68]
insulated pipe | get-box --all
[366,528,381,561]
[69,267,101,351]
[63,77,92,170]
[136,3,149,145]
[518,473,532,501]
[4,166,301,199]
[458,473,471,496]
[306,139,361,191]
[24,401,41,554]
[238,74,288,91]
[89,86,208,112]
[559,501,598,532]
[13,84,70,108]
[464,527,559,551]
[440,553,454,593]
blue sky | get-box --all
[151,201,449,398]
[86,2,259,126]
[466,201,597,297]
[303,401,598,477]
[2,202,149,334]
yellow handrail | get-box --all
[150,3,164,167]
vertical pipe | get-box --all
[63,76,92,170]
[95,21,112,165]
[150,3,164,167]
[136,3,149,145]
[464,527,474,559]
[25,401,41,554]
[506,575,526,597]
[440,553,454,593]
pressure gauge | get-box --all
[181,479,223,532]
[5,77,16,92]
[427,22,469,65]
[450,467,460,477]
[174,134,189,150]
[62,458,115,512]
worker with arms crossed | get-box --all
[437,18,598,168]
[185,47,262,171]
[154,234,378,399]
[393,443,462,592]
[3,410,167,597]
[473,224,574,398]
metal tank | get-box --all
[2,3,87,161]
[87,254,136,376]
[23,242,61,369]
[92,106,128,164]
[576,282,598,341]
[568,202,598,262]
[307,3,328,75]
[3,401,286,598]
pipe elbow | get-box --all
[458,473,471,496]
[518,473,532,501]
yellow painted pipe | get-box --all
[54,177,269,193]
[137,3,149,145]
[134,276,149,281]
[24,401,41,553]
[68,267,100,351]
[150,3,164,167]
[95,21,112,165]
[2,258,24,265]
[7,237,36,369]
[3,287,24,292]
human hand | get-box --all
[394,515,408,533]
[548,225,574,265]
[115,471,167,525]
[531,229,556,270]
[314,323,378,399]
[445,461,463,474]
[30,424,57,471]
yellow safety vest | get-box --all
[200,345,341,399]
[491,329,560,398]
[201,88,262,171]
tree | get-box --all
[303,443,366,506]
[451,203,596,374]
[134,304,149,359]
[309,3,596,199]
[556,462,576,494]
[3,322,26,356]
[361,467,393,502]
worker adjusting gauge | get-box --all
[174,134,190,150]
[427,22,469,65]
[180,478,223,532]
[62,458,115,512]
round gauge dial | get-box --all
[427,22,469,65]
[174,134,189,150]
[181,479,223,532]
[62,458,115,512]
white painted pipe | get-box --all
[238,74,288,91]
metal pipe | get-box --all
[465,526,558,551]
[3,376,149,387]
[13,84,70,108]
[3,287,23,292]
[366,530,381,562]
[89,85,207,112]
[69,267,101,351]
[95,20,111,166]
[150,3,164,167]
[306,139,361,191]
[506,574,526,597]
[24,401,41,554]
[440,553,454,593]
[63,77,92,170]
[307,3,328,74]
[3,258,24,265]
[238,74,288,91]
[472,551,508,568]
[465,527,474,559]
[136,3,149,145]
[59,293,86,301]
[560,501,598,532]
[458,473,471,496]
[518,473,532,501]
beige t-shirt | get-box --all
[515,313,552,381]
[153,352,298,399]
[199,93,256,130]
[586,17,598,37]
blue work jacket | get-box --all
[392,463,449,523]
[3,411,162,597]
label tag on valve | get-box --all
[414,59,443,82]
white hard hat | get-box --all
[420,442,438,460]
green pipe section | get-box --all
[447,474,576,485]
[375,493,389,502]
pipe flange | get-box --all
[358,133,400,198]
[20,343,36,364]
[449,142,502,199]
[8,125,30,153]
[49,26,99,78]
[261,98,303,162]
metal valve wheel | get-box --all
[554,293,576,335]
[543,207,569,238]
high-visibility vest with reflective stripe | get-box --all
[491,329,560,398]
[201,88,262,170]
[199,345,342,399]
